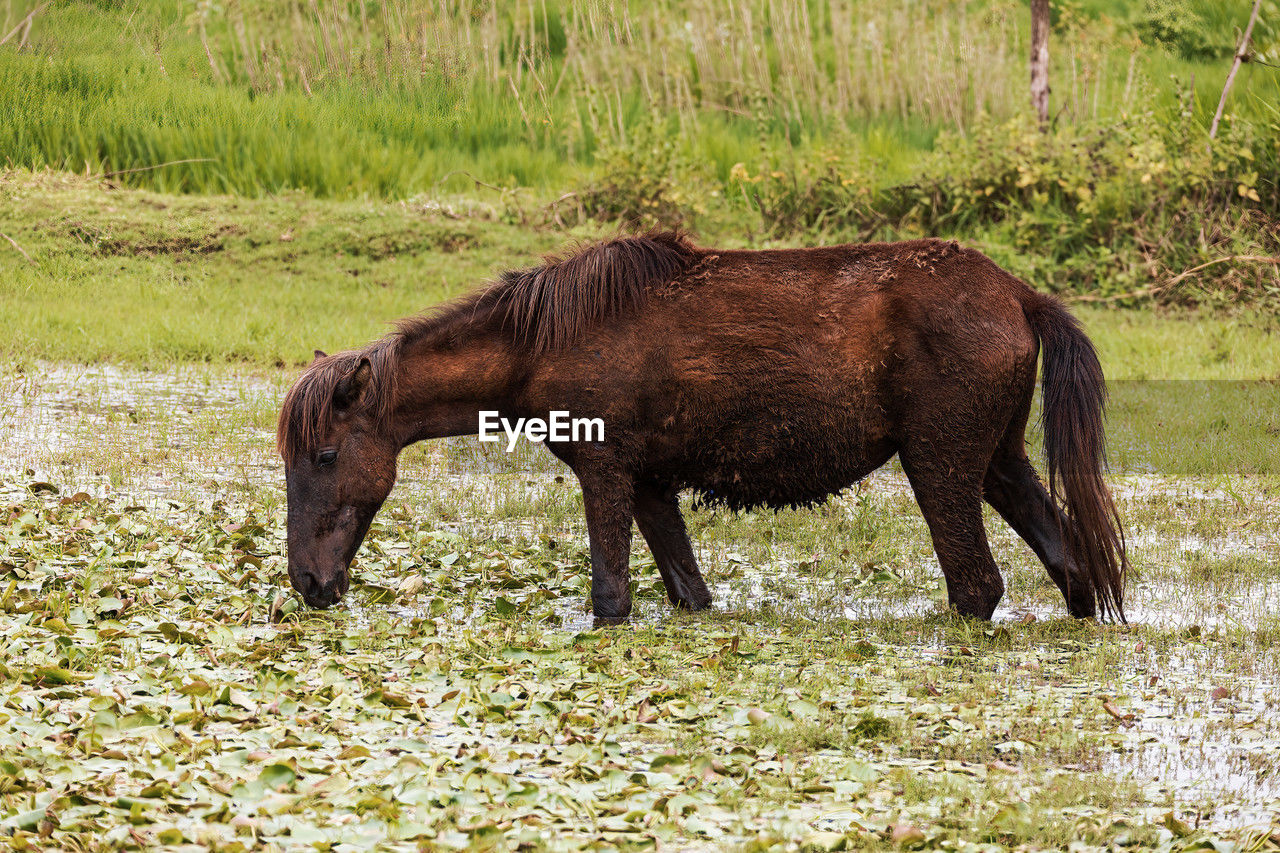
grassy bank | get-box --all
[0,170,558,365]
[2,168,1278,371]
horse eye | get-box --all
[316,449,338,467]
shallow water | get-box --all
[0,361,282,501]
[1101,657,1280,830]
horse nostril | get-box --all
[317,576,342,607]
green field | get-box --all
[3,1,1280,850]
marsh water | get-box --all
[3,360,1279,834]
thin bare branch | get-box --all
[1209,0,1264,142]
[101,158,218,179]
[0,1,46,47]
[1164,254,1279,286]
[1072,255,1280,303]
[1,231,34,264]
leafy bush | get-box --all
[1135,0,1222,60]
[727,151,883,239]
[907,113,1279,304]
[728,112,1280,307]
[574,117,717,230]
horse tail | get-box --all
[1023,293,1127,622]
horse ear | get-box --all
[313,349,328,363]
[333,357,371,410]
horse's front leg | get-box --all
[575,466,635,621]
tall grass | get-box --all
[0,48,565,196]
[0,0,1274,199]
[207,0,1145,141]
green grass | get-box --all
[4,1,1276,308]
[0,0,942,197]
[1081,308,1280,380]
[2,168,1278,492]
[1104,380,1280,477]
[4,167,1277,480]
[0,0,568,195]
[2,167,1278,482]
[0,170,575,365]
[0,41,565,196]
[2,0,1274,201]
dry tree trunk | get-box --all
[1030,0,1050,128]
[1209,0,1264,142]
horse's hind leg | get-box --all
[983,431,1098,618]
[899,449,1005,619]
[633,483,713,611]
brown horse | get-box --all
[277,232,1126,621]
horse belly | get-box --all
[651,396,896,510]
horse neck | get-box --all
[390,332,522,446]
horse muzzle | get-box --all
[292,567,349,609]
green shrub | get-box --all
[728,150,883,240]
[574,116,718,230]
[729,111,1280,307]
[1135,0,1222,60]
[908,113,1279,304]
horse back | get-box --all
[527,239,1041,508]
